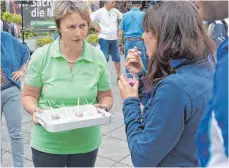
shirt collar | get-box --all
[169,59,186,68]
[131,8,140,11]
[103,7,111,12]
[50,37,93,62]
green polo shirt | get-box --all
[25,38,111,154]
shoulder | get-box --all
[84,41,107,64]
[150,78,191,111]
[140,11,145,15]
[149,79,190,110]
[120,13,128,22]
[217,38,228,60]
[156,78,184,94]
[122,12,129,18]
[112,8,122,14]
[30,42,52,61]
[1,31,10,38]
[1,31,28,52]
[1,31,18,44]
[96,8,104,14]
[91,8,101,17]
[155,75,191,99]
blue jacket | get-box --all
[197,38,228,166]
[123,58,214,167]
[1,31,30,88]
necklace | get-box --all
[59,39,84,64]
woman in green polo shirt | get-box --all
[22,1,113,167]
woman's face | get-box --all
[59,12,88,47]
[142,31,157,60]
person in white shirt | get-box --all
[0,18,3,31]
[91,0,122,80]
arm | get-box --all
[22,83,41,114]
[118,16,125,48]
[96,89,113,111]
[9,34,30,81]
[11,62,29,81]
[116,8,123,21]
[96,51,113,111]
[116,9,123,34]
[90,11,101,32]
[118,30,124,46]
[22,48,43,114]
[90,22,101,32]
[212,43,228,156]
[123,82,188,167]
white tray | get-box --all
[36,105,111,132]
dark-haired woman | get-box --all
[118,1,215,167]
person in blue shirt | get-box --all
[118,1,215,167]
[118,0,147,72]
[52,31,59,40]
[195,1,228,167]
[204,20,227,49]
[1,31,30,167]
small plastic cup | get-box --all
[124,73,139,87]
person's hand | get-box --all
[125,46,144,74]
[32,107,43,126]
[12,70,24,81]
[94,104,108,112]
[119,45,124,54]
[118,75,139,99]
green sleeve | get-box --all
[25,48,43,87]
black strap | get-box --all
[221,20,228,35]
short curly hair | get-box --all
[53,0,91,33]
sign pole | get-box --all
[21,2,25,44]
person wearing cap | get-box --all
[118,0,147,72]
[195,1,228,167]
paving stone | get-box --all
[120,155,133,167]
[98,136,129,162]
[95,156,117,167]
[24,158,34,167]
[101,114,124,135]
[22,121,33,134]
[1,115,6,126]
[23,109,31,116]
[110,95,124,116]
[24,143,32,161]
[112,84,121,95]
[106,125,127,141]
[1,131,30,152]
[22,114,32,124]
[111,162,132,167]
[1,125,7,131]
[1,151,34,168]
[1,150,6,154]
[2,152,14,167]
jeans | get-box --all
[99,38,120,62]
[32,148,98,167]
[1,86,24,167]
[124,40,148,73]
